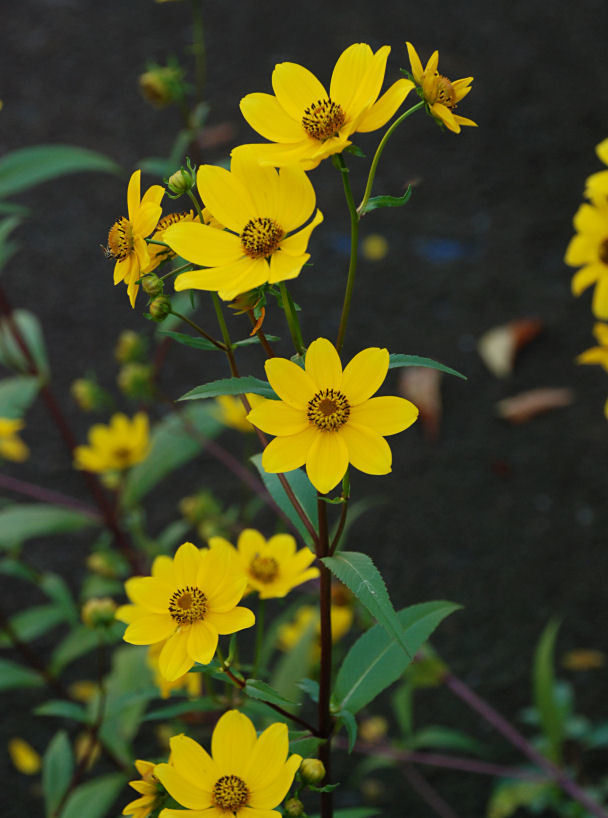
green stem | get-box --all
[316,494,333,818]
[334,154,359,354]
[187,189,205,223]
[358,100,425,216]
[160,261,193,281]
[252,598,266,678]
[170,310,226,351]
[278,282,305,355]
[190,0,206,105]
[146,238,171,248]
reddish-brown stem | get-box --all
[329,497,349,555]
[247,309,276,357]
[316,495,333,818]
[0,473,100,517]
[402,764,461,818]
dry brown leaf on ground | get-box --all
[495,387,575,423]
[399,367,442,440]
[478,317,543,378]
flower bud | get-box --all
[179,492,221,526]
[141,273,164,297]
[299,758,325,786]
[117,363,154,400]
[284,798,306,817]
[70,378,108,412]
[115,330,146,364]
[149,295,171,322]
[359,716,388,744]
[167,167,196,196]
[81,597,117,628]
[87,550,120,579]
[139,64,184,108]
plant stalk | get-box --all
[334,154,360,354]
[316,494,333,818]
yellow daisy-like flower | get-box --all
[209,529,319,599]
[142,210,197,275]
[239,42,414,170]
[74,412,150,473]
[278,604,353,657]
[147,642,203,700]
[577,323,608,371]
[106,170,164,307]
[163,148,323,301]
[211,393,265,433]
[585,138,608,203]
[565,199,608,318]
[406,42,476,134]
[0,418,29,462]
[123,759,165,818]
[155,710,302,818]
[247,338,419,494]
[116,542,254,681]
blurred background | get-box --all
[1,0,608,814]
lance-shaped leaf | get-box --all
[0,374,41,418]
[533,619,564,764]
[0,504,99,553]
[244,678,299,708]
[0,657,44,690]
[359,185,412,214]
[178,375,277,401]
[160,329,280,352]
[0,309,49,377]
[388,353,466,380]
[59,773,126,818]
[0,603,66,647]
[42,730,73,817]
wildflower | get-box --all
[211,393,265,432]
[299,758,326,786]
[147,642,203,699]
[247,338,419,493]
[123,759,165,818]
[239,43,414,170]
[163,148,323,301]
[74,412,150,473]
[105,170,164,308]
[8,738,41,774]
[577,323,608,371]
[279,604,353,657]
[116,542,254,681]
[565,199,608,318]
[141,210,196,276]
[585,138,608,203]
[154,710,302,816]
[209,528,319,599]
[406,42,476,134]
[0,418,28,462]
[81,597,117,628]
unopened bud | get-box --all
[167,167,196,196]
[359,716,388,744]
[149,295,171,322]
[81,597,117,628]
[87,551,118,579]
[299,758,325,786]
[141,273,163,297]
[115,330,146,364]
[117,363,154,400]
[179,492,221,526]
[139,65,184,108]
[70,379,107,412]
[284,798,306,817]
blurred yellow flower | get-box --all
[577,323,608,371]
[362,233,389,261]
[585,138,608,203]
[74,412,150,473]
[8,738,41,774]
[154,710,302,816]
[123,759,164,818]
[147,641,203,699]
[562,649,606,671]
[0,418,28,462]
[212,393,264,432]
[209,528,319,599]
[116,542,254,681]
[105,170,164,308]
[239,43,414,170]
[565,200,608,318]
[247,337,419,494]
[406,42,476,134]
[279,603,353,657]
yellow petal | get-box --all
[266,533,297,560]
[262,427,317,473]
[127,170,141,222]
[406,42,424,85]
[453,114,477,128]
[357,78,414,133]
[349,396,419,435]
[239,139,320,170]
[280,209,324,257]
[574,202,607,235]
[236,528,266,562]
[244,722,288,789]
[592,275,608,319]
[565,235,595,267]
[265,358,316,408]
[132,202,162,237]
[329,43,374,114]
[216,257,270,301]
[169,734,218,790]
[239,92,304,143]
[268,249,309,284]
[159,630,193,680]
[247,399,308,436]
[186,620,218,664]
[596,138,608,166]
[113,254,133,285]
[230,146,280,220]
[425,50,439,75]
[431,102,460,133]
[271,61,327,120]
[571,264,601,296]
[248,754,302,809]
[341,347,389,405]
[125,576,172,612]
[173,542,201,587]
[212,710,257,776]
[164,222,242,267]
[276,164,316,231]
[340,423,392,475]
[205,606,255,635]
[9,738,41,774]
[305,337,343,390]
[124,614,175,645]
[141,183,165,208]
[345,45,391,120]
[154,763,211,810]
[306,431,349,493]
[197,165,255,233]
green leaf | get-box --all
[270,617,317,705]
[0,557,38,582]
[178,375,277,401]
[42,730,74,817]
[333,601,460,714]
[39,573,79,624]
[250,453,318,546]
[288,730,321,756]
[337,708,358,752]
[360,186,412,214]
[122,403,222,506]
[59,773,126,818]
[160,329,280,352]
[388,353,466,380]
[0,504,99,552]
[142,698,218,722]
[0,657,44,690]
[0,145,122,199]
[409,725,491,757]
[487,779,552,818]
[35,700,88,722]
[0,215,21,272]
[0,309,49,377]
[0,375,41,418]
[50,625,103,673]
[0,201,29,216]
[244,678,298,708]
[533,619,564,763]
[0,603,66,647]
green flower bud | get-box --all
[117,363,154,400]
[115,330,146,364]
[70,378,108,412]
[167,167,196,196]
[359,716,388,744]
[179,492,221,526]
[81,597,117,628]
[149,295,171,322]
[299,758,325,786]
[139,64,184,108]
[141,273,164,297]
[284,798,306,817]
[86,551,118,579]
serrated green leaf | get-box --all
[533,619,563,763]
[360,186,412,214]
[59,772,126,818]
[159,329,280,352]
[0,603,66,647]
[244,678,298,708]
[0,309,49,377]
[122,403,222,506]
[0,145,122,198]
[0,375,41,418]
[0,657,44,690]
[42,730,73,817]
[388,354,466,380]
[0,504,99,552]
[333,601,460,714]
[250,453,318,546]
[178,376,277,401]
[35,700,88,722]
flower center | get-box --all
[107,217,134,260]
[599,238,608,265]
[427,74,457,108]
[240,217,284,258]
[249,555,279,584]
[302,98,346,141]
[168,586,208,625]
[156,210,194,231]
[307,389,351,431]
[112,446,133,465]
[212,775,249,811]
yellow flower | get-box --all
[163,148,323,301]
[406,42,476,134]
[211,393,265,432]
[247,338,419,494]
[0,418,29,462]
[565,199,608,318]
[239,43,414,170]
[74,412,150,473]
[106,170,164,308]
[585,138,608,203]
[123,759,164,818]
[8,738,41,774]
[577,323,608,371]
[142,210,196,275]
[278,604,353,656]
[116,542,254,681]
[155,710,302,817]
[209,529,319,599]
[147,642,203,699]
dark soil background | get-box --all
[2,0,608,815]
